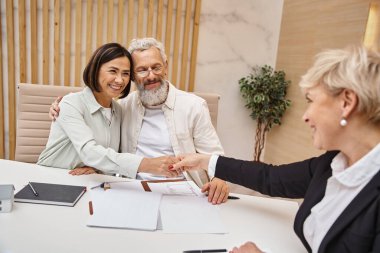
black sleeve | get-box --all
[214,151,337,198]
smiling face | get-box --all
[132,47,167,90]
[94,56,131,107]
[132,47,169,107]
[302,84,343,150]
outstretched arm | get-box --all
[172,153,211,172]
[69,157,180,177]
[55,98,178,178]
[139,156,181,178]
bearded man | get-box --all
[50,38,229,204]
[120,38,229,204]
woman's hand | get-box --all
[171,154,212,173]
[229,242,264,253]
[202,177,229,205]
[139,156,181,177]
[69,166,98,175]
[49,96,62,121]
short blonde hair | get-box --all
[128,37,167,63]
[300,45,380,124]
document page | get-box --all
[147,180,204,196]
[87,189,162,231]
[159,195,227,234]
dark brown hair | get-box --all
[83,43,133,99]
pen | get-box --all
[90,180,135,190]
[28,182,39,196]
[227,195,240,200]
[183,249,227,253]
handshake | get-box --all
[142,153,212,178]
[140,154,230,205]
[70,153,229,205]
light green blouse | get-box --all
[37,87,142,178]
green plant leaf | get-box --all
[239,65,292,129]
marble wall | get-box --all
[0,0,284,159]
[195,0,284,160]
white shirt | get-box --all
[303,143,380,252]
[208,154,219,178]
[119,83,224,187]
[136,107,176,180]
[101,107,112,126]
[136,108,175,158]
[38,87,143,178]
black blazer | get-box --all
[215,152,380,253]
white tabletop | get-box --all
[0,159,306,253]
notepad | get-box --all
[14,182,86,207]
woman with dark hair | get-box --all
[38,43,178,178]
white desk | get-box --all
[0,159,306,253]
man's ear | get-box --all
[340,89,358,118]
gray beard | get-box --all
[136,79,169,107]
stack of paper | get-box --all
[145,180,204,196]
[87,189,161,231]
[87,180,227,234]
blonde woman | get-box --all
[173,45,380,253]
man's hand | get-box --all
[139,156,180,178]
[49,96,62,121]
[69,166,98,175]
[202,177,229,205]
[171,154,211,173]
[229,242,264,253]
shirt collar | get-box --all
[83,86,117,114]
[331,142,380,187]
[163,81,176,110]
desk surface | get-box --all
[0,159,306,253]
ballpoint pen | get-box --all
[28,182,39,196]
[183,249,227,253]
[90,182,111,190]
[90,180,134,190]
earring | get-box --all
[340,118,347,127]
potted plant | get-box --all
[239,65,291,161]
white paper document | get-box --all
[159,195,227,234]
[87,188,162,231]
[147,180,204,196]
[137,172,185,181]
[87,181,227,234]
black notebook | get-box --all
[14,182,86,207]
